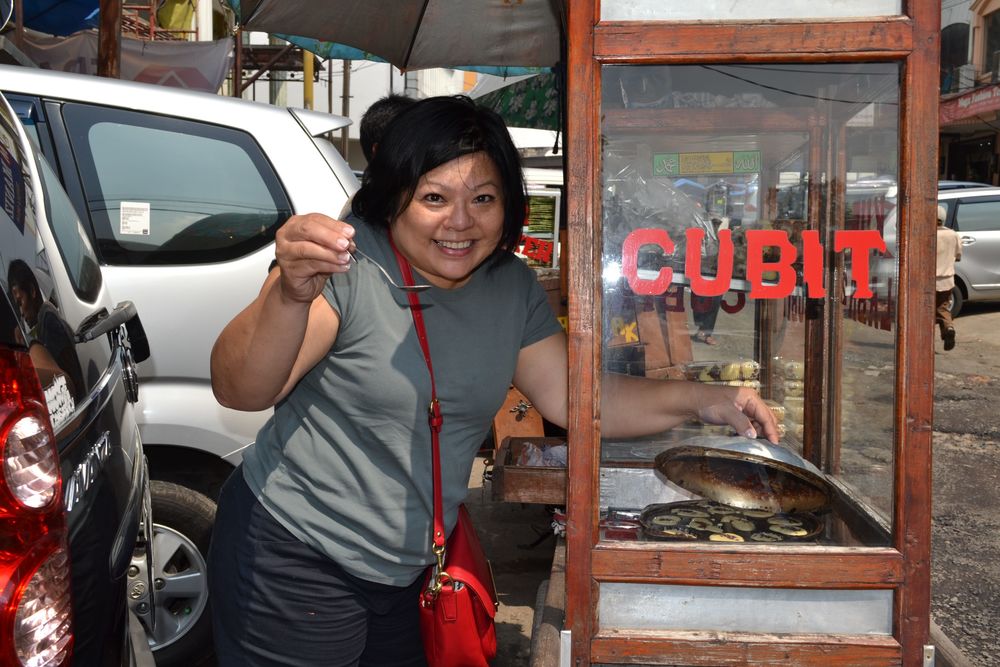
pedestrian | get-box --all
[207,95,779,666]
[692,295,721,345]
[691,216,729,346]
[936,203,961,351]
[359,93,415,163]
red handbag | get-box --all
[419,505,498,666]
[390,238,499,666]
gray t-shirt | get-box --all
[241,217,562,585]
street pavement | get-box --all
[930,301,1000,667]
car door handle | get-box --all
[960,236,975,245]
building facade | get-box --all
[940,0,1000,184]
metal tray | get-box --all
[654,436,834,514]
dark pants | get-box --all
[692,294,722,334]
[935,289,954,338]
[207,468,427,667]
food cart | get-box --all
[503,2,940,665]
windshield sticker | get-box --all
[120,201,151,236]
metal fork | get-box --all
[348,248,431,292]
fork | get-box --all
[348,248,432,292]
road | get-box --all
[931,301,1000,667]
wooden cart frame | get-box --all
[561,3,939,665]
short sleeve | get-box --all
[519,266,563,348]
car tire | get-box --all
[950,284,964,317]
[147,480,216,666]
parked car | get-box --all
[0,64,359,664]
[876,184,1000,315]
[937,179,992,190]
[1,89,154,666]
[938,187,1000,315]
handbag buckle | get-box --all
[423,542,451,603]
[428,399,442,432]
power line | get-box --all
[701,65,899,106]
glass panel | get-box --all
[599,582,893,634]
[63,103,292,266]
[599,63,899,547]
[602,1,901,21]
[36,151,102,303]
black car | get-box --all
[0,91,155,665]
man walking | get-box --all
[936,204,962,351]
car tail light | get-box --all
[1,348,73,667]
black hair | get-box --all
[359,94,417,163]
[8,259,39,299]
[352,95,525,267]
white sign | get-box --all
[120,201,151,236]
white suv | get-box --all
[1,64,358,665]
[879,185,1000,315]
[937,187,1000,315]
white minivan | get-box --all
[1,63,359,665]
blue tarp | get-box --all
[20,0,99,36]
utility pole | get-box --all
[196,0,212,40]
[303,49,314,110]
[97,0,122,78]
[341,59,351,161]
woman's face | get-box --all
[391,151,505,290]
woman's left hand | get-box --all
[694,383,781,444]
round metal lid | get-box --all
[654,436,833,514]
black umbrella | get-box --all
[231,0,565,72]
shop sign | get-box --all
[940,84,1000,125]
[519,234,555,265]
[652,151,761,176]
[621,228,886,300]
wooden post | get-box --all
[97,0,122,78]
[232,27,242,97]
[13,0,24,48]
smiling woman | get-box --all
[352,95,525,291]
[206,94,778,667]
[207,95,564,666]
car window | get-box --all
[953,197,1000,233]
[62,103,293,266]
[35,150,102,303]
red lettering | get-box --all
[617,227,890,302]
[720,291,745,314]
[801,230,825,297]
[623,229,673,296]
[746,230,797,299]
[685,228,733,297]
[834,230,885,299]
[523,236,554,264]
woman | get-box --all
[208,95,778,666]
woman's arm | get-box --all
[512,331,779,442]
[210,213,354,411]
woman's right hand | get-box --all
[274,213,355,303]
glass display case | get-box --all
[560,3,939,665]
[598,61,899,544]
